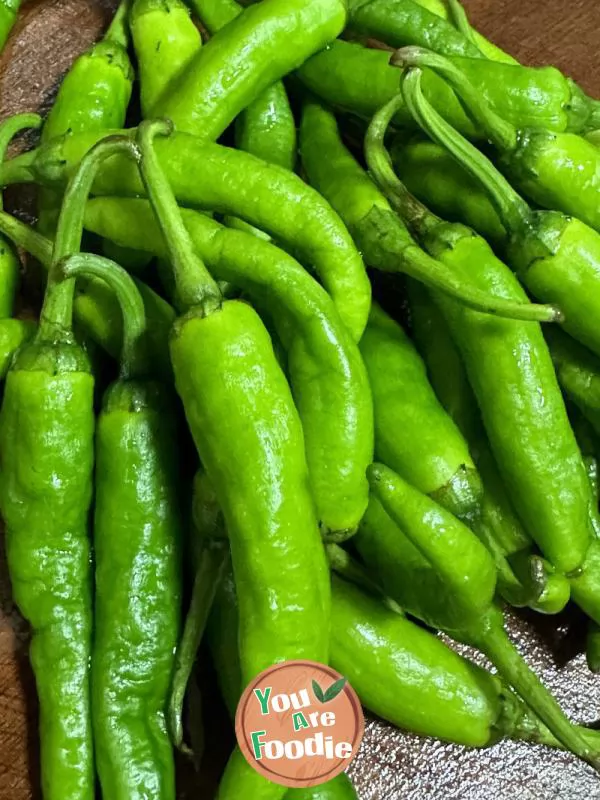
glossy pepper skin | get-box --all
[0,342,95,800]
[5,128,370,343]
[360,302,482,523]
[37,1,133,235]
[154,0,346,139]
[390,137,506,249]
[408,280,571,614]
[299,100,554,322]
[208,557,557,752]
[130,0,201,118]
[83,197,374,539]
[171,301,330,679]
[193,0,297,173]
[296,40,593,141]
[92,379,182,800]
[361,464,600,767]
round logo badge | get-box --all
[235,660,364,788]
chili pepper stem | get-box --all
[168,541,229,754]
[38,135,141,343]
[105,0,131,48]
[400,65,531,235]
[366,93,562,323]
[59,252,147,379]
[136,119,222,315]
[0,211,53,264]
[472,617,600,770]
[392,46,518,150]
[445,0,479,49]
[0,148,36,185]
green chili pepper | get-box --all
[154,0,346,139]
[138,117,330,678]
[131,0,202,118]
[390,137,506,249]
[0,0,20,50]
[83,195,373,539]
[396,63,600,368]
[37,0,133,235]
[0,132,139,800]
[394,47,600,232]
[361,463,599,768]
[137,118,329,800]
[347,0,486,58]
[208,543,587,754]
[3,127,370,342]
[299,99,558,322]
[408,280,571,614]
[411,0,517,63]
[0,210,175,379]
[545,327,600,438]
[59,250,182,799]
[192,0,296,172]
[194,0,296,238]
[569,405,600,500]
[360,302,482,524]
[366,87,594,576]
[296,40,594,141]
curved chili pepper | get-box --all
[0,0,20,50]
[299,99,558,322]
[347,0,488,58]
[192,0,297,172]
[85,193,373,541]
[2,126,370,341]
[154,0,346,139]
[296,40,595,141]
[360,302,482,523]
[137,119,329,800]
[408,280,571,614]
[397,62,600,367]
[207,541,589,754]
[131,0,202,118]
[379,76,600,574]
[587,622,600,673]
[139,115,330,677]
[394,47,600,233]
[37,0,133,235]
[0,133,139,800]
[362,463,600,768]
[61,251,181,799]
[390,137,506,249]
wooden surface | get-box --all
[1,1,600,799]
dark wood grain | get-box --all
[1,2,600,799]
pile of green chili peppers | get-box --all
[2,0,600,797]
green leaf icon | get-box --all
[324,677,347,702]
[312,679,326,703]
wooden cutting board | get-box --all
[1,2,600,798]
